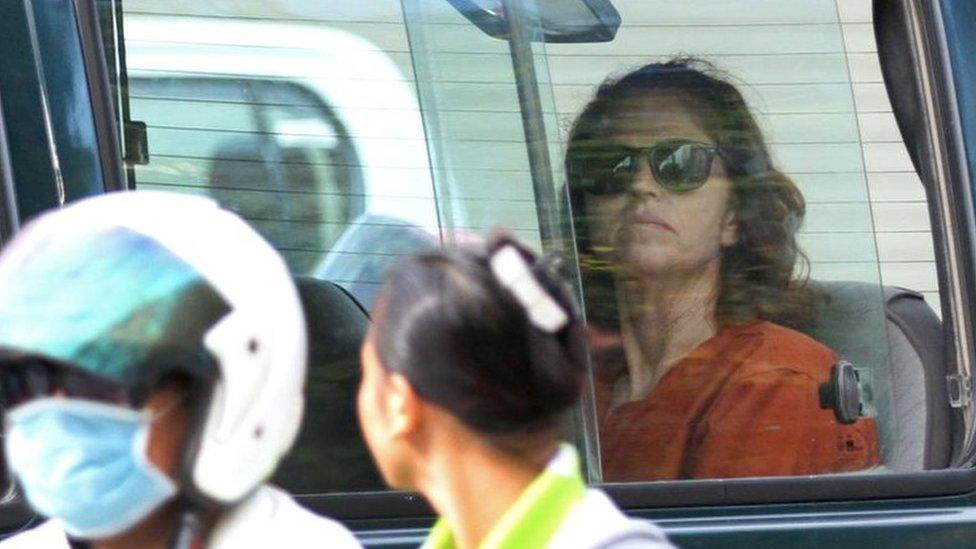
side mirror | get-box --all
[446,0,621,43]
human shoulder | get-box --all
[210,485,361,548]
[730,320,836,379]
[267,486,361,547]
[0,520,70,549]
[548,488,674,549]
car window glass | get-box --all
[548,0,944,481]
[115,0,552,493]
[110,0,954,495]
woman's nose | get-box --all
[628,157,663,199]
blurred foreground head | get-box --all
[357,233,587,488]
[0,191,306,539]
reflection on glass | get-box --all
[565,58,881,481]
[315,214,441,310]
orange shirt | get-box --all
[595,320,879,481]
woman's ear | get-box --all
[720,209,739,247]
[387,373,422,440]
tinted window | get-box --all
[111,0,957,494]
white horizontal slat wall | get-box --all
[124,0,551,275]
[121,1,443,279]
[835,0,940,315]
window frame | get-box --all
[0,0,971,542]
[0,93,19,245]
[293,0,976,520]
[930,0,976,465]
[872,0,976,467]
[74,0,126,194]
[47,0,976,530]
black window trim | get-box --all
[73,0,126,193]
[875,0,976,467]
[290,466,976,522]
[917,0,976,466]
[0,92,19,245]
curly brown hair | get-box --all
[565,58,823,331]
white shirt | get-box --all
[0,485,361,548]
[549,488,675,549]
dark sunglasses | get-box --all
[0,358,131,408]
[567,139,721,195]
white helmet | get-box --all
[0,191,306,505]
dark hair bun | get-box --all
[372,233,586,434]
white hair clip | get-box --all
[489,246,569,333]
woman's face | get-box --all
[583,96,738,278]
[144,379,190,479]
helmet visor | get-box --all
[0,226,228,397]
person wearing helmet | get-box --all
[0,191,361,548]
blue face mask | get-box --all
[4,397,179,539]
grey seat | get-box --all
[276,277,949,479]
[273,276,383,491]
[803,281,950,471]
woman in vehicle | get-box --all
[565,58,880,481]
[356,234,673,548]
[0,192,361,548]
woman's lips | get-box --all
[631,211,676,233]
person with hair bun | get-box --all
[565,58,880,481]
[357,234,674,549]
